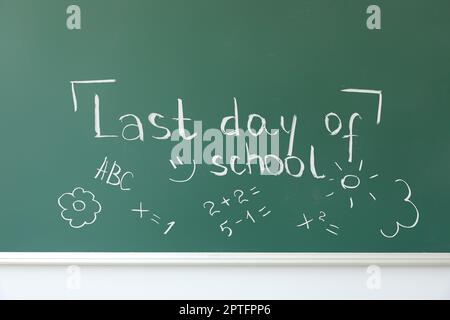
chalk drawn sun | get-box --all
[325,160,378,209]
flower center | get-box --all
[72,200,86,212]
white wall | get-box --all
[0,266,450,299]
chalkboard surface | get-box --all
[1,0,449,254]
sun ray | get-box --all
[325,192,335,198]
[369,192,377,201]
[349,197,354,208]
[335,162,343,171]
[359,160,364,172]
[369,174,379,179]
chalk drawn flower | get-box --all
[58,187,102,229]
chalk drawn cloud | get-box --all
[58,187,102,229]
[379,178,420,239]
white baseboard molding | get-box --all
[0,252,450,265]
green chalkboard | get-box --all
[1,0,449,255]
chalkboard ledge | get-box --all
[0,253,450,265]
